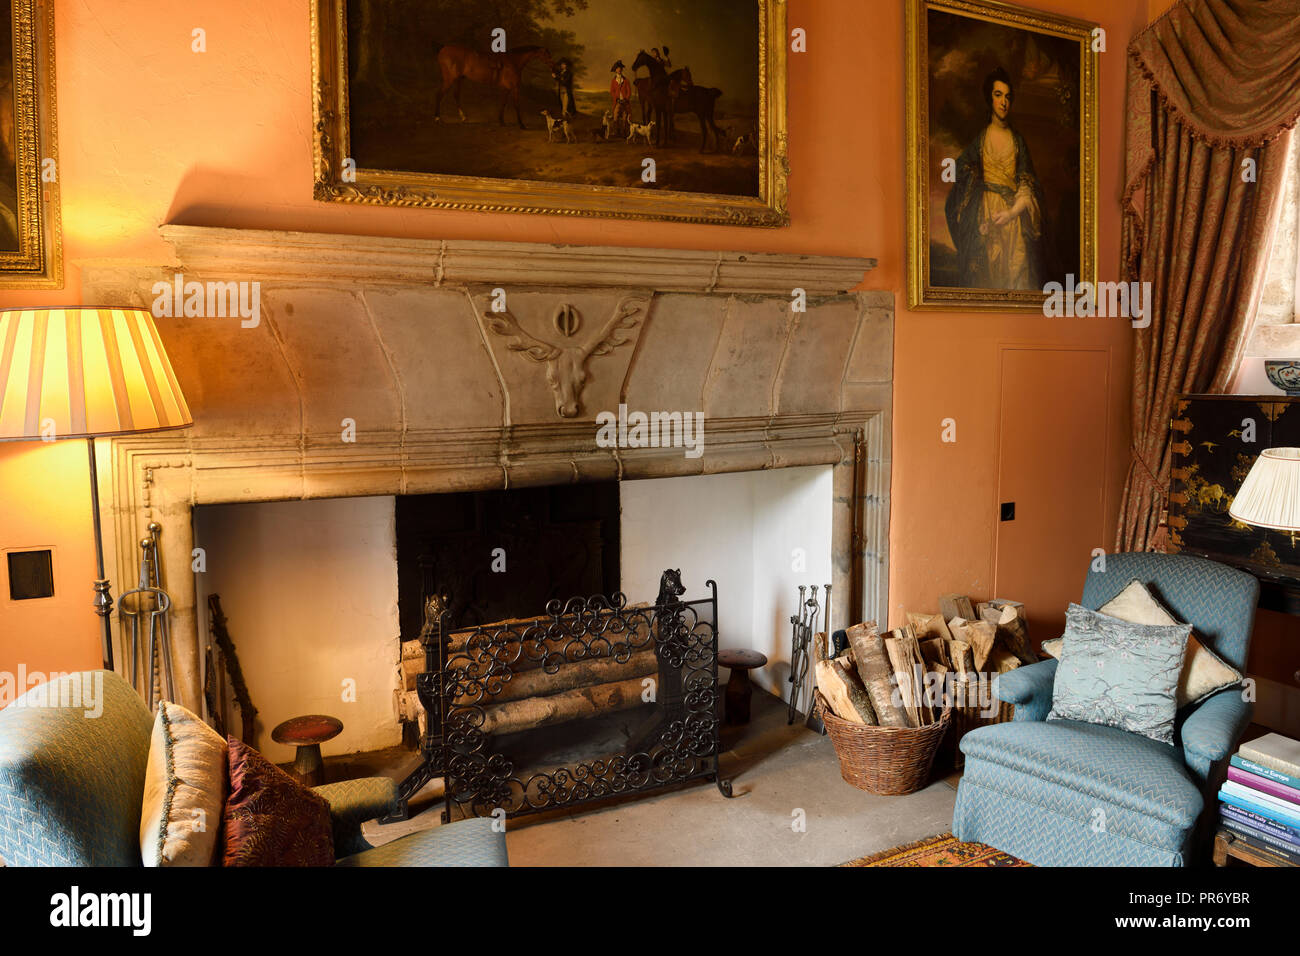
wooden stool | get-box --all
[271,715,343,787]
[718,648,767,725]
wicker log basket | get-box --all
[815,690,952,795]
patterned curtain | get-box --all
[1117,0,1300,552]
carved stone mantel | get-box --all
[81,227,893,714]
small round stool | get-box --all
[718,648,768,725]
[271,715,343,787]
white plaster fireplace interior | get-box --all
[82,226,893,761]
[192,467,834,759]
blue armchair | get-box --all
[0,670,506,867]
[952,552,1258,866]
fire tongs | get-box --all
[120,523,175,709]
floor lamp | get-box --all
[0,307,192,670]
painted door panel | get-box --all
[994,347,1109,645]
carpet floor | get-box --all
[364,689,960,866]
[842,832,1030,867]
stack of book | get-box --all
[1218,732,1300,866]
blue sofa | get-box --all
[953,552,1259,866]
[0,670,506,867]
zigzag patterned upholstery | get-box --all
[1079,553,1257,670]
[0,670,153,866]
[953,553,1259,867]
[335,816,508,867]
[315,776,398,857]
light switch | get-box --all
[8,550,54,600]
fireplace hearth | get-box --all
[398,569,730,820]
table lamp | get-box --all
[0,307,192,669]
[1229,447,1300,539]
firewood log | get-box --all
[949,617,996,672]
[478,676,649,736]
[919,637,952,670]
[885,627,929,725]
[815,659,877,724]
[939,593,976,624]
[399,656,422,691]
[908,611,953,643]
[445,609,653,654]
[949,639,974,676]
[987,603,1036,665]
[988,648,1021,673]
[845,622,909,727]
[452,649,659,705]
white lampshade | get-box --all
[0,307,192,440]
[1228,447,1300,531]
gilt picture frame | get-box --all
[312,0,789,227]
[906,0,1096,310]
[1,0,62,288]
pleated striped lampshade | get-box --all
[1229,448,1300,531]
[0,307,192,440]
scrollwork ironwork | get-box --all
[432,570,729,819]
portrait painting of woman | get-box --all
[907,0,1096,310]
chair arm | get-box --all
[315,777,399,859]
[993,658,1058,722]
[1180,689,1253,785]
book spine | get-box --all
[1221,806,1300,848]
[1222,780,1300,817]
[1227,766,1300,805]
[1218,788,1300,829]
[1221,823,1300,866]
[1221,814,1300,857]
[1232,754,1300,791]
[1219,801,1300,840]
[1238,744,1300,780]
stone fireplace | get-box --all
[81,226,893,755]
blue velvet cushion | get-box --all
[1048,603,1188,744]
[0,671,153,866]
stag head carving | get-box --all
[484,296,647,418]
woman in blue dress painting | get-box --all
[944,67,1045,291]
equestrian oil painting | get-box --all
[0,0,62,287]
[905,0,1096,310]
[313,0,789,226]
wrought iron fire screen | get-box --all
[393,569,732,821]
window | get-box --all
[1237,135,1300,391]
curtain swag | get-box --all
[1117,0,1300,553]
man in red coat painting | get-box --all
[610,60,633,137]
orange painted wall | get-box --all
[3,1,1154,680]
[0,441,105,689]
[887,1,1146,631]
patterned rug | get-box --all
[841,833,1030,867]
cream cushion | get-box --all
[140,701,228,866]
[1041,578,1243,709]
